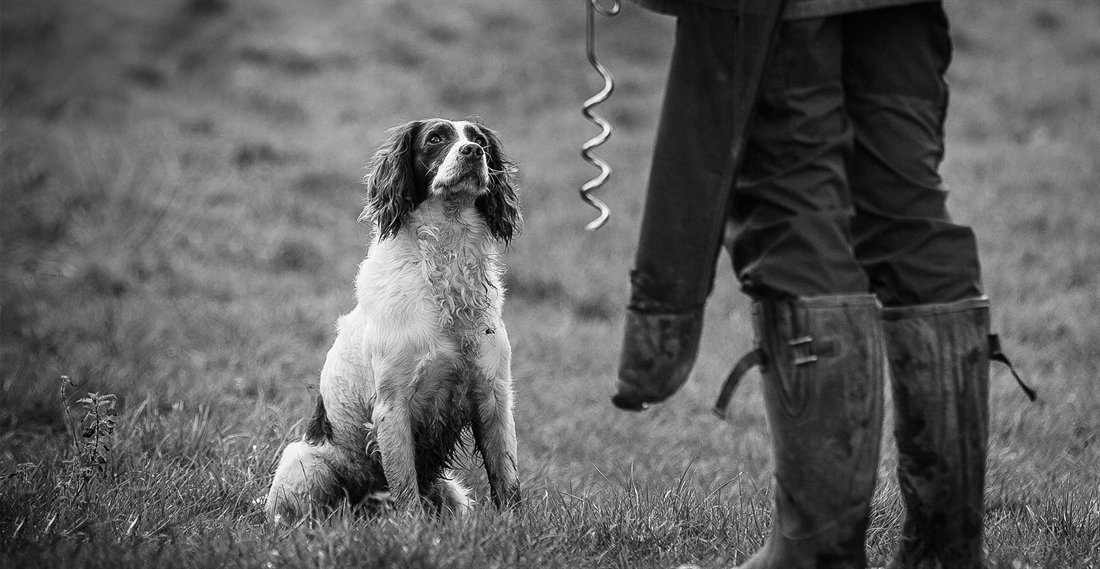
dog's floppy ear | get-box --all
[361,120,424,240]
[475,125,522,244]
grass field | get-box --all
[2,0,1098,567]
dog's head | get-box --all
[362,118,521,243]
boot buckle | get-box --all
[789,336,818,365]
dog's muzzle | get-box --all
[435,144,488,194]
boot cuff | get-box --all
[768,293,882,311]
[881,296,990,322]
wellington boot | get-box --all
[883,298,992,569]
[738,294,885,569]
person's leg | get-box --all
[726,16,868,300]
[844,3,982,307]
[843,5,989,567]
[724,17,883,569]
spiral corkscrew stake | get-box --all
[580,0,620,231]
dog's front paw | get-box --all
[498,482,521,511]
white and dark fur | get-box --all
[265,118,522,523]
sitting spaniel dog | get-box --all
[266,118,522,523]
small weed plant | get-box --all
[59,375,119,506]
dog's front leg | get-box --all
[472,330,521,510]
[372,358,423,515]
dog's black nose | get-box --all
[459,142,483,158]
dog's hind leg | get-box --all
[266,394,379,524]
[266,438,343,525]
[423,471,472,517]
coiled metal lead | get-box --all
[580,0,620,231]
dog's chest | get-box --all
[415,219,499,337]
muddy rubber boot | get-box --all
[883,298,992,569]
[737,294,885,569]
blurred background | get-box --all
[1,0,1098,565]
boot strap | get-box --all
[989,334,1038,402]
[713,348,765,420]
[714,335,1036,420]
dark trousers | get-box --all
[714,3,984,306]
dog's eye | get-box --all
[473,136,487,148]
[428,134,443,144]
